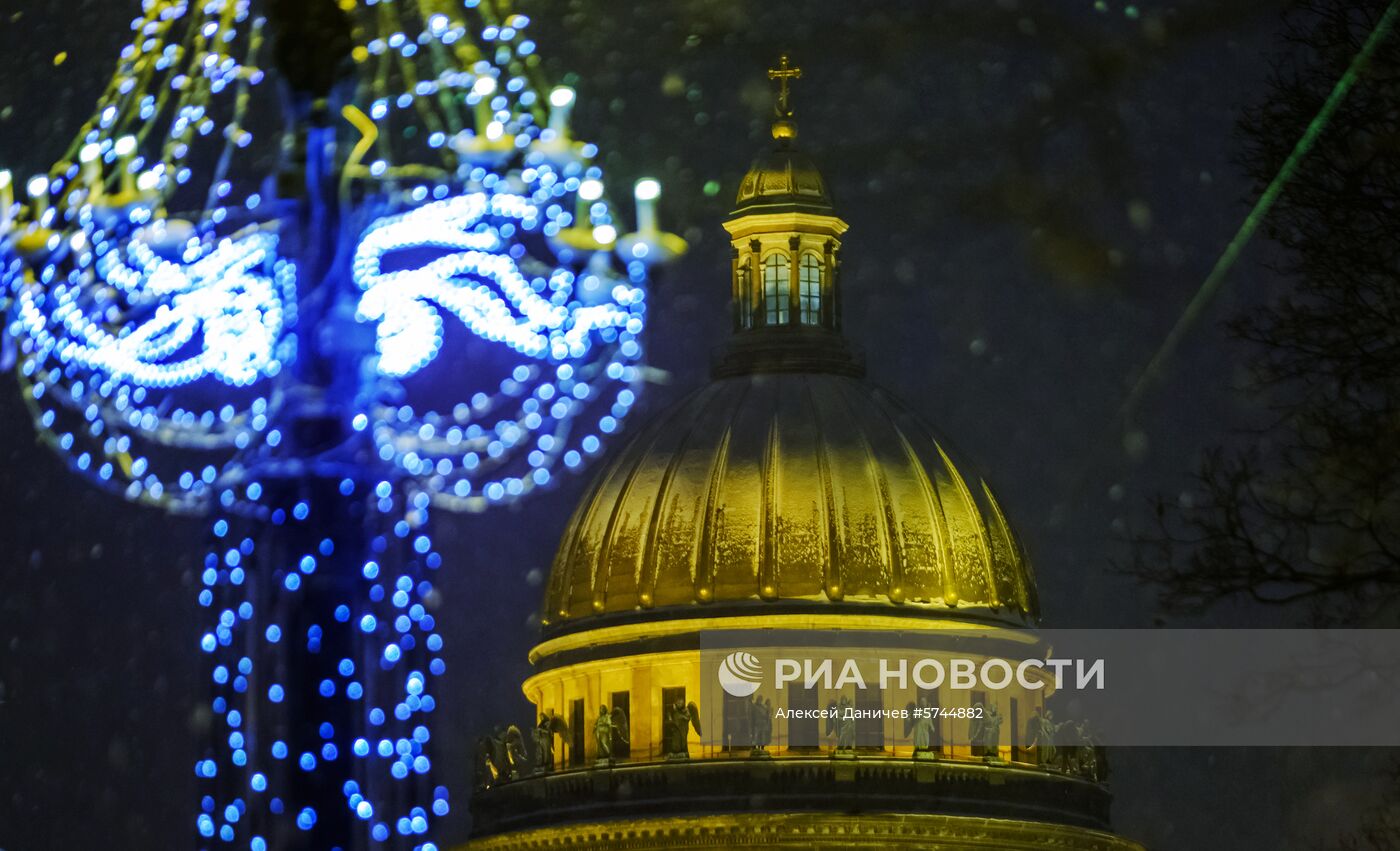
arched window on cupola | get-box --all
[799,252,823,326]
[763,253,790,326]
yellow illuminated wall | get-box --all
[523,614,1055,769]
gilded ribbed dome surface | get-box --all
[733,147,832,213]
[542,372,1039,631]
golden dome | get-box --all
[732,53,829,215]
[733,147,832,214]
[542,371,1039,631]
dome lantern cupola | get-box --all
[719,56,861,378]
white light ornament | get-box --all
[351,189,647,511]
[15,231,291,388]
[0,0,280,513]
[353,192,638,378]
[5,224,296,512]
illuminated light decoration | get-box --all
[2,223,295,511]
[578,178,604,202]
[549,85,577,114]
[0,0,684,847]
[353,192,641,376]
[634,178,662,203]
[0,170,14,236]
[0,0,275,511]
[201,478,448,851]
[14,232,287,387]
[616,178,689,267]
[351,183,649,511]
[335,1,667,514]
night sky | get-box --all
[0,1,1391,849]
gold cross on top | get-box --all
[768,54,802,118]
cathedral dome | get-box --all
[733,147,832,214]
[541,371,1039,633]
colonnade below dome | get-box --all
[465,613,1134,851]
[518,622,1067,772]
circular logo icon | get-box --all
[717,650,763,698]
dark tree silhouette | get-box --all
[1132,0,1400,624]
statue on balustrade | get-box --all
[476,725,528,788]
[1064,719,1109,782]
[970,702,1003,761]
[533,712,569,772]
[663,698,702,759]
[1027,707,1059,768]
[594,705,628,764]
[905,699,939,759]
[749,695,773,754]
[826,695,856,753]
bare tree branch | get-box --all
[1128,0,1400,626]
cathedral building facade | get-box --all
[462,59,1144,851]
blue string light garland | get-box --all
[0,0,684,847]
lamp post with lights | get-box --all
[0,2,683,848]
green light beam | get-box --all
[1117,0,1400,427]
